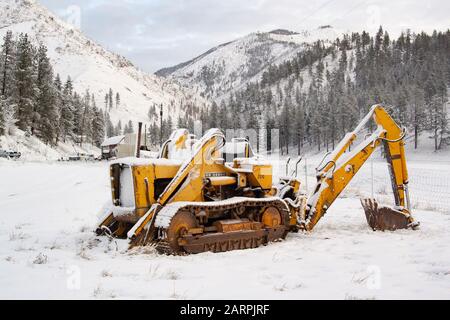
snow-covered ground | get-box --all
[0,153,449,299]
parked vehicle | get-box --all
[0,149,22,160]
[67,153,96,162]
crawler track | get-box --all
[152,197,290,255]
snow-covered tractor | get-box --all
[96,105,419,255]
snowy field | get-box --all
[0,158,449,300]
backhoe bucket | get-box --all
[360,198,417,231]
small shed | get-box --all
[101,135,125,159]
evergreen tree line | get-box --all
[145,101,200,145]
[200,28,450,154]
[105,118,135,138]
[104,88,120,112]
[0,31,106,147]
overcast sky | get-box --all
[39,0,449,73]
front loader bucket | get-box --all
[360,198,418,231]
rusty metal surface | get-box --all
[213,219,262,233]
[154,198,290,255]
[180,230,267,254]
[177,226,287,254]
[361,198,412,231]
[261,206,282,227]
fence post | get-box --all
[305,157,308,192]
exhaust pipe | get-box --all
[136,122,143,158]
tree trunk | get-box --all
[286,133,289,155]
[414,124,418,149]
[434,127,438,151]
[317,134,321,152]
[1,46,9,97]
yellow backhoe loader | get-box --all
[96,105,419,254]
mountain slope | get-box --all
[0,0,208,125]
[157,27,339,101]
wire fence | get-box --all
[282,156,450,214]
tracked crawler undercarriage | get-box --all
[97,106,419,255]
[130,197,291,254]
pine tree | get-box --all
[12,33,37,133]
[108,88,113,111]
[208,101,219,128]
[187,117,195,133]
[1,31,15,99]
[218,100,229,130]
[53,74,63,143]
[0,100,4,135]
[80,90,93,146]
[115,120,122,136]
[148,123,158,145]
[104,93,108,111]
[315,60,325,88]
[427,95,448,151]
[59,77,75,142]
[148,105,156,122]
[280,101,291,155]
[104,112,114,137]
[166,116,173,138]
[0,98,17,135]
[294,91,306,155]
[407,85,426,149]
[91,105,105,146]
[35,45,58,144]
[124,120,134,134]
[72,92,83,143]
[64,76,73,95]
[54,74,62,91]
[115,92,120,108]
[177,114,187,129]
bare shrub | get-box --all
[101,270,113,278]
[33,253,48,265]
[166,270,180,280]
[148,264,161,279]
[79,225,92,233]
[9,231,31,241]
[377,185,388,195]
[77,248,92,260]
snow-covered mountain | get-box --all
[156,27,339,101]
[0,0,208,125]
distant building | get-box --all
[101,135,125,160]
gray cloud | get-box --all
[40,0,449,73]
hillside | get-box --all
[172,27,450,158]
[0,129,99,161]
[156,27,339,101]
[0,0,208,125]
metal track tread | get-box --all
[153,197,290,255]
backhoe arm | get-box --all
[372,107,409,209]
[302,105,415,231]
